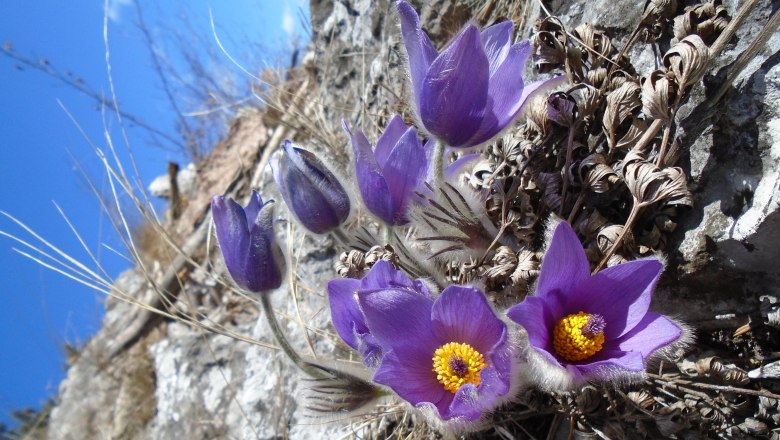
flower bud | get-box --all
[272,140,351,234]
[211,191,285,292]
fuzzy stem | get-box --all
[593,200,641,273]
[559,124,577,215]
[331,228,351,246]
[567,189,588,224]
[260,293,325,379]
[383,223,394,245]
[432,139,446,189]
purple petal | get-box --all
[480,20,513,75]
[373,349,453,417]
[444,153,480,181]
[507,295,557,354]
[359,287,439,357]
[397,1,439,100]
[535,222,590,301]
[242,201,284,291]
[518,75,565,110]
[431,286,504,355]
[243,191,264,229]
[575,350,645,380]
[466,41,534,146]
[276,141,351,233]
[449,366,508,420]
[211,195,250,288]
[567,259,663,340]
[360,260,426,294]
[374,115,408,168]
[357,332,383,368]
[381,127,428,224]
[344,121,395,224]
[419,25,489,147]
[610,312,681,358]
[327,278,364,350]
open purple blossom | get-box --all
[397,0,559,149]
[343,115,431,225]
[327,260,432,368]
[271,140,351,234]
[211,191,285,292]
[362,283,515,423]
[328,261,515,423]
[508,222,682,388]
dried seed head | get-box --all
[644,0,678,19]
[510,249,540,288]
[573,24,613,69]
[641,69,679,121]
[627,390,656,409]
[537,172,563,212]
[568,83,602,120]
[622,152,693,207]
[587,67,608,88]
[525,96,551,137]
[673,0,730,45]
[532,18,568,73]
[579,153,618,193]
[335,250,366,278]
[603,81,641,151]
[663,35,710,88]
[547,92,579,127]
[364,244,400,269]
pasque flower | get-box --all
[272,140,351,234]
[329,261,516,423]
[343,115,431,225]
[327,260,433,368]
[397,0,558,149]
[507,222,682,388]
[211,191,285,292]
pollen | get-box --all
[432,342,487,393]
[553,311,606,362]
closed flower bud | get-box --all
[272,140,351,234]
[211,191,285,292]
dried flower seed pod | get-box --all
[547,91,579,127]
[641,69,678,121]
[663,35,710,89]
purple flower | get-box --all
[271,140,351,234]
[397,0,558,149]
[363,283,515,423]
[327,260,432,368]
[211,191,285,292]
[343,115,431,225]
[507,222,682,388]
[329,262,515,423]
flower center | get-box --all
[553,311,606,362]
[432,342,486,393]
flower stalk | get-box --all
[260,292,326,379]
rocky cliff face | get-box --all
[48,0,780,438]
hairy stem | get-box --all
[260,293,325,379]
[383,223,394,245]
[432,139,446,189]
[559,124,578,215]
[593,200,641,273]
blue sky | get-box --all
[0,0,307,429]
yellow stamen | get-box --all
[553,311,605,362]
[432,342,486,393]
